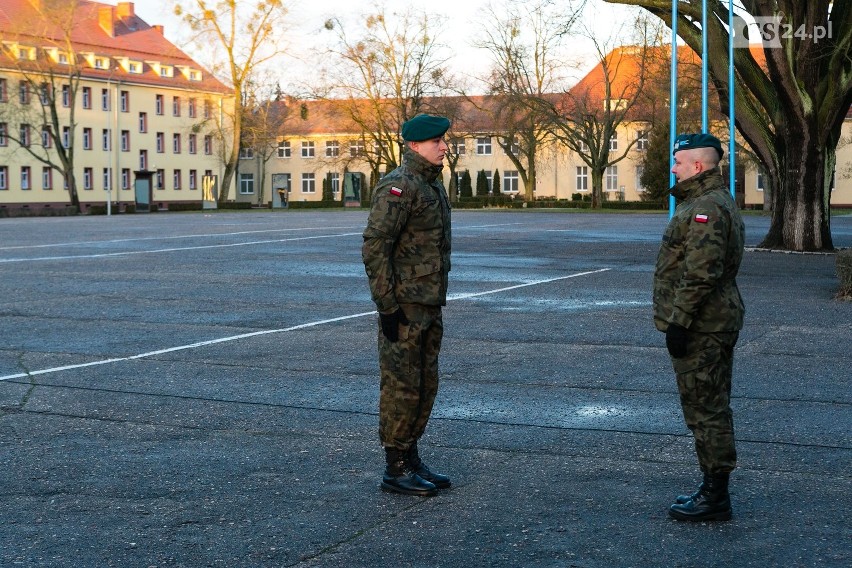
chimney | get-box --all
[116,2,135,19]
[98,6,115,37]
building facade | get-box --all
[0,0,231,213]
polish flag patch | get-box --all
[694,213,709,223]
[389,187,403,196]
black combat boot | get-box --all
[668,473,732,521]
[381,447,437,496]
[674,472,709,504]
[406,442,451,489]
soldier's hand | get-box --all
[665,324,689,358]
[379,308,409,342]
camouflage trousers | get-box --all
[671,330,739,474]
[377,303,443,450]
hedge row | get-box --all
[453,197,664,211]
[837,249,852,299]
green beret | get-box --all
[673,133,723,159]
[402,114,451,142]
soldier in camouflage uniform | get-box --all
[362,114,452,496]
[653,133,745,521]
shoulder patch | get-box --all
[389,187,403,196]
[694,213,709,223]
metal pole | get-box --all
[728,0,736,198]
[669,0,679,217]
[702,0,708,133]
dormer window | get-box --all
[128,62,140,73]
[58,52,68,64]
[177,65,202,81]
[159,66,173,77]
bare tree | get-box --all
[608,0,852,251]
[174,0,289,203]
[240,80,289,205]
[473,0,585,201]
[0,0,85,210]
[548,17,660,208]
[321,8,451,183]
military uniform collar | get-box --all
[403,148,444,182]
[670,166,723,201]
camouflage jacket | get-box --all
[362,148,452,313]
[653,167,745,333]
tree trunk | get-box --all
[759,124,833,251]
[591,169,604,209]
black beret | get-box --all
[673,133,723,159]
[401,114,451,142]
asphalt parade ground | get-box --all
[1,209,850,568]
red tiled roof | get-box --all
[0,0,229,93]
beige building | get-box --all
[0,0,230,214]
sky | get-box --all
[124,0,645,94]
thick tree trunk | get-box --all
[591,170,604,209]
[759,124,833,251]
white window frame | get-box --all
[301,172,315,193]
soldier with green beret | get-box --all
[654,132,745,521]
[362,114,453,496]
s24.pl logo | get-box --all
[733,15,832,48]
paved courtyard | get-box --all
[1,210,850,567]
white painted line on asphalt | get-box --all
[0,267,611,382]
[0,232,364,263]
[0,226,365,251]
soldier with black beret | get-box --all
[654,132,745,521]
[362,114,453,496]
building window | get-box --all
[476,137,492,155]
[42,167,52,190]
[576,166,588,191]
[172,96,181,117]
[349,139,365,157]
[188,134,197,154]
[39,83,50,105]
[83,167,92,190]
[326,140,340,157]
[41,126,52,148]
[189,169,197,190]
[450,137,465,155]
[19,124,31,147]
[0,166,7,189]
[62,85,70,107]
[636,130,649,151]
[301,141,315,158]
[139,112,147,133]
[301,172,315,193]
[606,165,618,191]
[503,170,519,193]
[0,123,5,146]
[139,149,148,170]
[756,169,765,191]
[485,171,493,192]
[173,169,182,190]
[156,169,164,189]
[82,86,91,109]
[609,134,618,151]
[101,88,110,111]
[278,140,291,158]
[120,90,129,112]
[330,172,340,194]
[121,130,130,151]
[156,132,164,153]
[102,128,111,151]
[636,165,646,192]
[0,78,6,102]
[239,147,254,159]
[173,133,181,154]
[204,135,212,155]
[579,140,589,153]
[239,173,254,194]
[121,168,130,190]
[103,167,112,191]
[21,166,31,190]
[188,98,197,118]
[19,81,30,104]
[509,137,520,155]
[155,94,164,115]
[203,99,212,119]
[62,126,70,148]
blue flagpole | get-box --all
[728,0,736,198]
[669,0,678,218]
[702,0,708,133]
